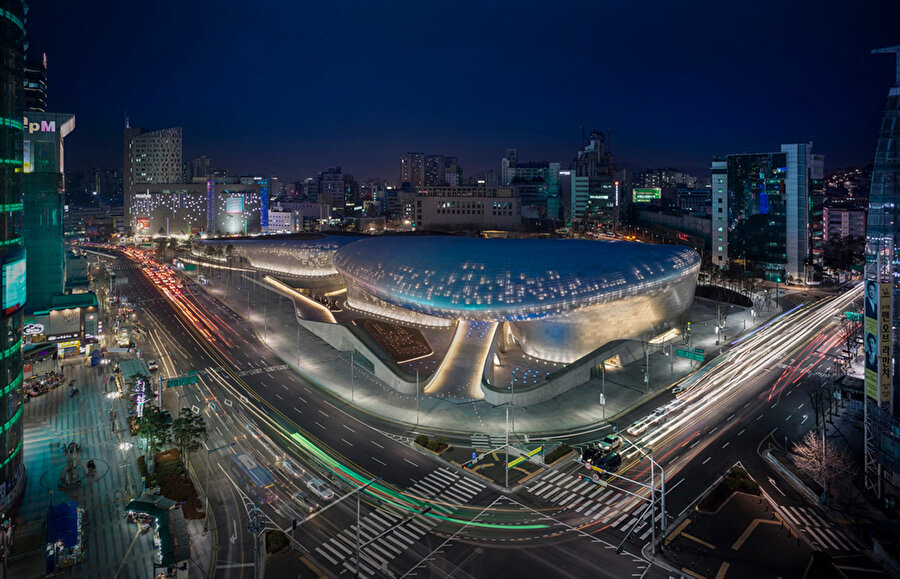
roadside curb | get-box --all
[762,449,818,505]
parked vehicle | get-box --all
[147,360,158,371]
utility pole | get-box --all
[415,368,419,426]
[350,349,354,402]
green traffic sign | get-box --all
[165,374,200,389]
[676,348,705,362]
[845,312,862,322]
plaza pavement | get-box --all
[9,358,212,578]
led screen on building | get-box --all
[226,196,244,214]
[633,188,661,203]
[2,257,26,314]
[136,217,150,235]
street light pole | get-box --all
[415,368,419,426]
[350,349,354,402]
[601,361,606,420]
[505,404,509,488]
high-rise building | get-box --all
[123,123,182,226]
[501,149,518,186]
[400,153,425,189]
[23,52,47,112]
[0,0,28,516]
[863,47,900,497]
[317,167,345,213]
[711,144,824,281]
[190,155,213,180]
[23,112,74,313]
[505,160,561,221]
[568,130,618,222]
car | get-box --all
[594,451,622,472]
[597,434,622,453]
[306,478,334,501]
[280,458,305,479]
[580,447,603,465]
[671,384,688,396]
[291,490,318,513]
[147,360,158,371]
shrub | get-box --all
[415,435,430,448]
[545,445,573,465]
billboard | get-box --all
[864,280,893,403]
[136,217,150,235]
[633,188,661,203]
[226,196,244,214]
[22,140,31,173]
[2,256,26,314]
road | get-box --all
[95,248,662,578]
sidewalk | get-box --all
[186,265,781,438]
[9,362,155,578]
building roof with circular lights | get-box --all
[197,234,363,277]
[333,237,700,320]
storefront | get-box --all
[45,500,85,573]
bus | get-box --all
[230,452,276,504]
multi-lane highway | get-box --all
[94,244,867,577]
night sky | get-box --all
[27,0,899,182]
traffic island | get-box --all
[663,475,812,578]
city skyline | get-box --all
[28,0,899,181]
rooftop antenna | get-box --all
[872,45,900,87]
[125,115,130,129]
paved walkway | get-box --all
[188,265,782,438]
[10,357,213,578]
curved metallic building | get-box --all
[195,234,361,277]
[334,237,700,363]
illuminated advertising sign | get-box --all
[23,116,56,134]
[23,140,31,173]
[136,217,150,235]
[2,257,26,314]
[864,280,893,403]
[226,196,244,214]
[632,188,661,203]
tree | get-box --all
[805,382,829,435]
[791,430,854,505]
[171,408,208,466]
[136,405,172,458]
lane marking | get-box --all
[372,457,387,467]
[342,438,354,446]
[702,457,711,465]
[738,429,746,436]
[403,458,419,468]
[371,441,384,449]
[721,442,730,449]
[318,409,329,418]
[315,421,326,429]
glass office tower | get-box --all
[0,0,27,515]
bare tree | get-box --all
[806,381,829,434]
[791,430,855,506]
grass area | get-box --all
[266,530,289,555]
[356,318,433,362]
[544,445,573,465]
[154,448,204,520]
[415,434,449,454]
[697,466,761,513]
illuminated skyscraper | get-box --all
[400,152,425,189]
[0,0,28,515]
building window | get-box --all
[717,226,723,232]
[718,246,723,251]
[718,208,723,213]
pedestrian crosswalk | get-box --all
[779,506,863,552]
[525,468,653,536]
[470,433,507,450]
[314,468,486,577]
